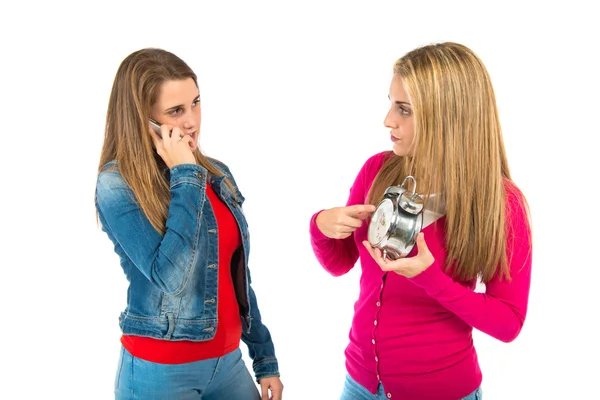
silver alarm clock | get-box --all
[367,176,424,260]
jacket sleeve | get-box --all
[95,164,207,295]
[217,160,280,381]
[240,272,280,381]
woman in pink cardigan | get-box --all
[309,42,532,400]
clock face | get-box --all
[368,199,394,245]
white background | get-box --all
[1,1,598,399]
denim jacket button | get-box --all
[197,172,204,180]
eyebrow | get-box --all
[388,95,411,106]
[165,95,201,113]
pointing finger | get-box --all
[347,204,377,218]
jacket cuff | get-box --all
[169,164,207,187]
[253,357,280,382]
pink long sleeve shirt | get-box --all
[309,151,532,400]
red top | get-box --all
[310,151,533,400]
[121,183,242,364]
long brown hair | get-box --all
[367,42,529,282]
[97,48,234,234]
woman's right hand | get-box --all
[148,123,197,168]
[315,204,376,239]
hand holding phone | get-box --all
[149,118,164,137]
[150,118,183,141]
[148,118,196,167]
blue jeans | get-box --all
[114,346,260,399]
[340,373,482,400]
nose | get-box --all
[384,107,396,129]
[181,113,196,132]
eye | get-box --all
[398,106,412,116]
[169,108,183,116]
[192,98,201,106]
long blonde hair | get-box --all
[367,42,528,282]
[97,48,233,234]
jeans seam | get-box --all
[207,355,222,386]
[130,350,135,398]
[115,347,125,391]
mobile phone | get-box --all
[149,118,162,137]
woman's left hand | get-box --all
[362,232,435,278]
[258,376,283,400]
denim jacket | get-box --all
[95,159,279,381]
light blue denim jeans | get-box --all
[114,346,260,399]
[340,373,482,400]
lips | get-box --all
[391,135,399,142]
[189,132,198,148]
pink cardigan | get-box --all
[309,151,532,400]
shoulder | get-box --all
[95,161,133,204]
[503,179,526,208]
[503,178,530,230]
[365,150,394,168]
[97,161,125,188]
[207,157,244,200]
[207,157,232,177]
[358,151,394,180]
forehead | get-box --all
[156,78,198,105]
[389,75,409,102]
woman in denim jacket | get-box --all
[95,48,283,400]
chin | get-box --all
[392,146,408,157]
